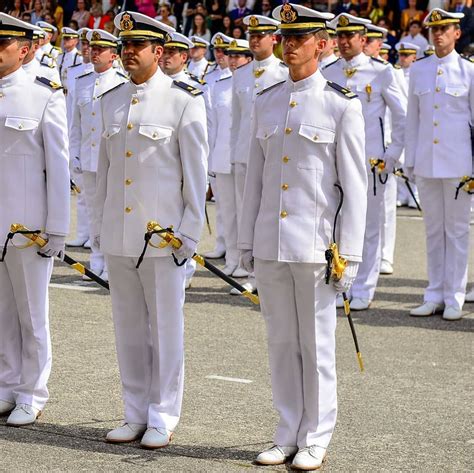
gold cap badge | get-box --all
[215,35,224,45]
[249,16,259,27]
[120,13,134,31]
[339,16,349,27]
[431,10,442,22]
[230,39,238,48]
[91,31,101,41]
[280,4,298,24]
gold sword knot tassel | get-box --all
[369,158,385,174]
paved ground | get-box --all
[1,199,473,472]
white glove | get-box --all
[383,156,397,173]
[38,234,66,258]
[172,233,197,260]
[240,250,254,273]
[72,156,82,174]
[333,261,359,293]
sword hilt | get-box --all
[9,224,47,247]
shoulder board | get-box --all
[257,80,286,96]
[188,73,207,85]
[461,54,474,63]
[35,76,63,90]
[371,56,389,65]
[216,75,231,83]
[53,46,62,52]
[69,62,82,68]
[416,55,429,61]
[326,81,358,99]
[40,61,55,70]
[235,61,252,71]
[42,52,54,59]
[279,61,288,68]
[76,71,93,80]
[173,80,203,96]
[393,63,402,69]
[97,81,126,99]
[208,61,216,66]
[116,71,128,79]
[322,57,340,70]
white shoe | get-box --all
[350,297,371,311]
[6,404,41,426]
[66,237,88,247]
[202,249,225,259]
[222,264,237,276]
[336,294,344,308]
[396,200,404,207]
[100,270,108,283]
[232,267,249,278]
[291,445,327,470]
[230,281,256,296]
[465,290,474,302]
[409,302,444,317]
[106,423,147,443]
[0,400,15,415]
[140,427,173,449]
[379,260,393,275]
[442,306,463,321]
[255,445,298,465]
[83,239,91,249]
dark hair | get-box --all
[409,20,422,28]
[192,13,207,35]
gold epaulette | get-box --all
[187,73,207,85]
[76,71,93,80]
[173,80,203,96]
[326,81,358,99]
[393,63,402,69]
[35,76,63,90]
[371,56,389,65]
[461,54,474,63]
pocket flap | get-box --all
[138,125,173,140]
[102,125,121,138]
[256,124,278,140]
[5,117,39,131]
[298,124,335,143]
[445,86,468,97]
[414,88,431,96]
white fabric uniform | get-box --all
[405,50,474,309]
[94,68,208,430]
[187,56,208,79]
[57,48,83,85]
[323,53,407,301]
[35,43,61,66]
[69,68,128,274]
[208,75,238,267]
[238,70,367,448]
[320,52,338,69]
[23,57,60,83]
[0,68,70,410]
[203,65,231,88]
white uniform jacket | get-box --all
[322,53,407,167]
[187,57,209,80]
[203,65,231,89]
[94,68,208,257]
[405,50,474,178]
[23,58,60,83]
[230,55,288,165]
[208,75,232,174]
[69,68,128,172]
[57,48,83,83]
[238,70,368,263]
[36,43,61,62]
[0,68,70,241]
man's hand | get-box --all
[240,250,254,273]
[38,234,66,258]
[333,261,359,293]
[172,233,197,260]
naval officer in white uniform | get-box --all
[0,13,70,426]
[93,11,208,448]
[405,9,474,321]
[238,4,367,470]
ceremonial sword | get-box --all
[394,169,422,212]
[324,184,364,372]
[136,221,259,305]
[2,224,110,290]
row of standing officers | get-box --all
[0,4,473,471]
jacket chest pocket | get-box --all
[4,117,40,155]
[256,124,278,164]
[444,85,469,112]
[137,125,174,165]
[297,124,335,170]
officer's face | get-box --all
[228,53,251,72]
[398,52,416,68]
[23,40,40,63]
[81,40,91,61]
[431,25,461,51]
[337,32,366,59]
[162,47,187,75]
[213,47,229,68]
[0,38,30,78]
[189,46,206,60]
[121,40,163,74]
[282,33,326,67]
[249,32,275,59]
[363,37,382,57]
[63,37,78,52]
[91,46,117,71]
